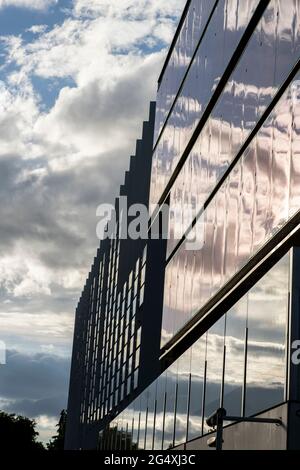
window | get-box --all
[134,368,139,390]
[139,285,145,307]
[245,253,289,416]
[223,296,247,417]
[127,375,132,395]
[174,351,190,446]
[145,383,156,450]
[188,334,206,441]
[136,327,141,348]
[135,347,140,368]
[128,355,133,374]
[138,395,147,450]
[203,317,225,435]
[163,363,177,449]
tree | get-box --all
[0,410,45,450]
[47,409,67,451]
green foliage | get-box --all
[47,409,67,451]
[0,410,45,450]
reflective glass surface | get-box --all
[153,374,166,450]
[150,0,260,209]
[167,0,300,255]
[203,317,225,435]
[106,253,289,449]
[245,253,289,415]
[223,297,247,416]
[131,398,139,449]
[162,72,300,345]
[154,0,217,146]
[163,361,177,449]
[188,334,206,441]
[138,393,147,449]
[101,0,300,450]
[145,382,156,450]
[174,350,190,446]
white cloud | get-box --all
[0,245,87,298]
[35,52,163,159]
[73,0,186,20]
[0,1,183,301]
[0,2,178,162]
[0,0,57,10]
[26,25,48,35]
[36,415,58,443]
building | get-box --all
[65,101,168,449]
[66,0,300,450]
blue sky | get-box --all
[0,1,70,35]
[0,0,185,444]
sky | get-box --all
[0,0,185,444]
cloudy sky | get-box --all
[0,0,185,443]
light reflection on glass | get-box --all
[162,72,300,346]
[107,253,290,449]
[223,297,247,417]
[145,382,156,450]
[150,0,261,210]
[203,317,225,435]
[245,253,289,416]
[153,374,166,450]
[163,361,177,449]
[188,334,206,441]
[174,350,190,446]
[154,0,217,146]
[166,0,300,254]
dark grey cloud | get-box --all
[0,350,70,418]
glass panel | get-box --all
[188,334,206,441]
[138,393,147,450]
[290,75,300,216]
[166,0,300,254]
[126,403,134,450]
[154,0,217,145]
[132,399,139,450]
[145,382,156,450]
[163,360,178,449]
[203,317,225,435]
[150,0,260,209]
[174,350,190,446]
[153,373,166,450]
[161,71,300,347]
[223,297,247,416]
[245,253,289,416]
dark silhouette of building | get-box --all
[66,0,300,450]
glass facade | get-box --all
[79,236,147,424]
[147,0,300,348]
[102,252,290,450]
[153,0,217,146]
[166,0,300,256]
[245,253,289,415]
[150,0,261,209]
[223,296,247,417]
[161,72,300,346]
[65,101,157,450]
